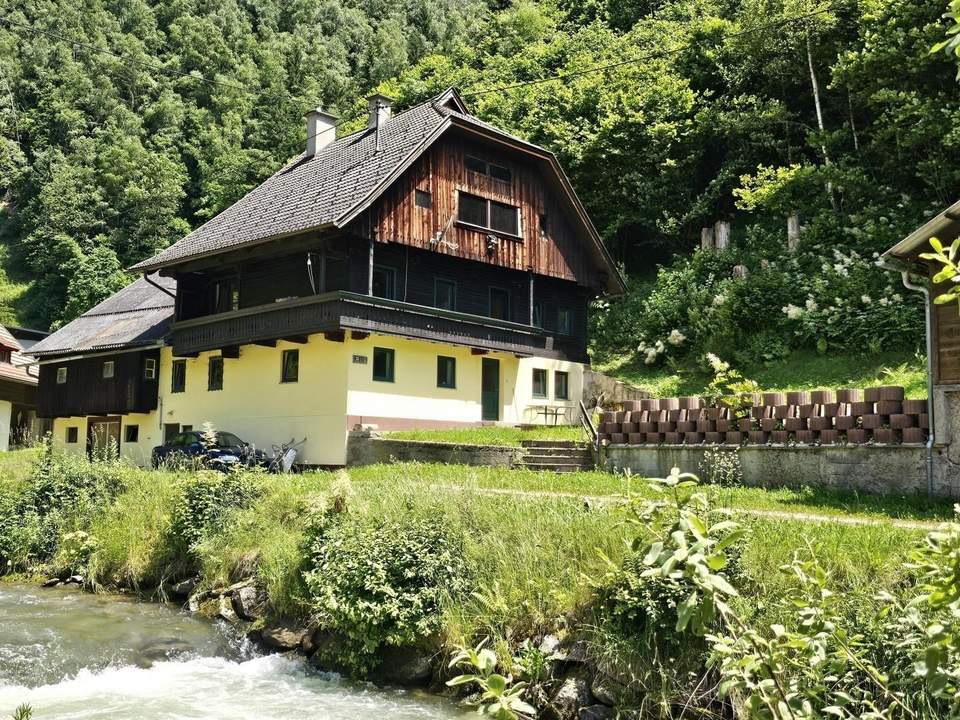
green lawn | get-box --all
[382,424,587,446]
[599,348,927,398]
[342,462,954,523]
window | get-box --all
[557,309,572,336]
[0,349,10,364]
[415,189,432,209]
[434,278,457,311]
[164,423,180,443]
[372,265,397,300]
[102,360,115,379]
[207,356,223,391]
[539,213,548,234]
[56,367,67,385]
[554,371,569,400]
[489,287,511,321]
[66,427,78,444]
[489,200,519,235]
[124,425,139,443]
[457,192,520,236]
[532,302,543,329]
[532,368,548,398]
[437,356,456,389]
[144,357,157,380]
[458,192,488,227]
[171,360,186,393]
[372,347,395,382]
[465,155,512,183]
[281,349,299,383]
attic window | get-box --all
[465,155,512,184]
[415,189,432,209]
[457,192,520,237]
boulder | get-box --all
[375,645,434,686]
[231,583,266,621]
[138,638,196,662]
[550,639,589,665]
[579,706,614,720]
[261,621,305,651]
[539,634,561,656]
[543,670,593,720]
[590,674,619,707]
[41,578,61,588]
[170,577,199,598]
[67,575,84,585]
[217,595,239,624]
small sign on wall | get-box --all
[352,354,368,364]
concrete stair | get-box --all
[517,440,595,472]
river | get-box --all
[0,584,469,719]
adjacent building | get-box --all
[31,88,624,466]
[0,324,39,450]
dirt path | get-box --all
[444,484,941,531]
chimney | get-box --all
[305,107,338,157]
[367,93,393,151]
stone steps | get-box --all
[517,440,594,472]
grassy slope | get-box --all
[382,425,586,446]
[598,349,927,398]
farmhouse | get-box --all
[0,324,39,451]
[29,88,624,466]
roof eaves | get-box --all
[883,199,960,261]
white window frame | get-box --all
[56,367,67,384]
[103,360,115,379]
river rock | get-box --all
[139,637,196,661]
[41,578,61,588]
[217,595,239,624]
[543,670,593,720]
[171,577,199,598]
[578,706,614,720]
[550,639,589,665]
[539,634,561,656]
[590,674,619,706]
[231,583,266,621]
[261,621,305,651]
[375,645,434,686]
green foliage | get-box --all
[704,353,761,420]
[9,705,31,720]
[304,509,469,673]
[447,639,536,720]
[921,236,960,310]
[170,470,262,552]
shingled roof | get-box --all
[129,88,624,293]
[0,324,36,386]
[29,275,175,358]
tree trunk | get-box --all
[806,32,836,208]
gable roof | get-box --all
[28,275,175,359]
[130,88,625,294]
[0,323,36,386]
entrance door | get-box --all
[481,358,500,421]
[87,417,121,459]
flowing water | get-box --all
[0,584,469,719]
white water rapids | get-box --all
[0,584,468,719]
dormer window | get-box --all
[457,192,520,237]
[465,156,512,183]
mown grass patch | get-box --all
[381,424,587,446]
[600,348,927,398]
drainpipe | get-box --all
[142,273,176,299]
[880,259,935,496]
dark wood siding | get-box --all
[352,132,599,288]
[0,378,36,406]
[37,350,161,418]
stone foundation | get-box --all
[346,430,519,468]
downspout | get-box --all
[880,259,935,496]
[142,273,176,299]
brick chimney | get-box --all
[305,107,338,157]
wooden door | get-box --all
[481,358,500,421]
[87,417,121,458]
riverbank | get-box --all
[0,449,954,717]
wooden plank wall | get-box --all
[37,350,161,418]
[356,132,597,288]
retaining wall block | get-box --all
[811,390,835,404]
[770,430,790,444]
[716,419,732,432]
[836,388,863,402]
[889,414,915,429]
[876,400,902,415]
[760,417,778,432]
[752,406,772,419]
[684,432,704,445]
[919,413,930,429]
[798,403,816,419]
[627,433,645,445]
[762,392,786,406]
[748,430,769,444]
[902,427,926,444]
[663,432,680,444]
[847,428,869,444]
[659,397,680,410]
[796,430,816,444]
[640,399,658,411]
[873,428,899,445]
[697,420,717,433]
[821,402,840,417]
[820,429,840,444]
[861,415,885,430]
[610,433,627,444]
[725,431,745,445]
[738,417,753,432]
[705,432,722,444]
[784,417,805,432]
[851,401,874,416]
[879,386,905,402]
[677,421,697,433]
[657,421,677,432]
[808,416,832,431]
[835,415,857,431]
[787,391,811,405]
[774,404,794,420]
[647,432,664,444]
[864,387,882,403]
[903,399,928,414]
[680,396,702,409]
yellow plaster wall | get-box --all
[157,339,349,465]
[51,412,160,466]
[344,335,522,424]
[513,357,585,424]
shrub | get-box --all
[170,470,263,552]
[305,512,469,673]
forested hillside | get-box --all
[2,0,958,378]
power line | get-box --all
[460,7,833,97]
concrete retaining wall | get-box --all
[346,431,519,468]
[605,443,960,498]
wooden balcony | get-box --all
[170,291,582,359]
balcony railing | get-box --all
[170,291,578,359]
